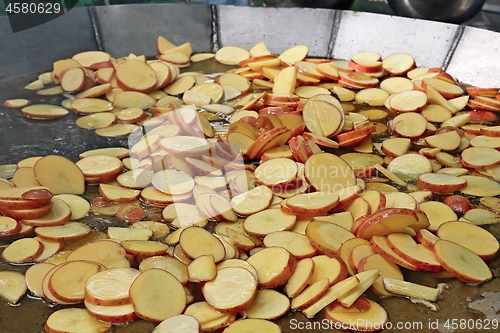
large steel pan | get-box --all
[0,4,499,333]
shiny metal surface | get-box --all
[387,0,486,23]
[263,0,354,9]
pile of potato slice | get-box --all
[1,35,500,333]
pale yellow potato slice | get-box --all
[203,266,257,312]
[70,98,114,115]
[426,85,457,113]
[20,197,71,227]
[279,45,308,66]
[283,192,339,215]
[21,104,69,119]
[121,240,168,257]
[191,53,216,62]
[379,77,413,94]
[0,216,20,238]
[76,83,112,99]
[76,154,123,178]
[75,112,116,129]
[44,250,72,265]
[95,123,138,137]
[303,99,344,138]
[249,41,271,57]
[255,158,297,187]
[461,146,500,168]
[107,227,152,241]
[263,231,316,260]
[370,235,418,271]
[84,300,137,324]
[423,78,463,99]
[98,184,140,202]
[389,90,427,113]
[387,233,441,272]
[66,239,129,269]
[159,136,209,157]
[291,278,329,310]
[309,255,347,286]
[72,50,110,67]
[202,103,235,115]
[417,173,467,193]
[433,239,492,284]
[312,211,354,231]
[463,208,500,225]
[382,277,440,301]
[272,67,297,95]
[230,185,272,216]
[437,221,499,260]
[421,104,452,123]
[441,112,471,127]
[25,262,55,297]
[358,254,403,297]
[306,221,355,256]
[337,269,380,307]
[354,88,389,107]
[34,237,63,262]
[44,308,112,333]
[244,209,296,238]
[84,267,140,306]
[218,74,251,95]
[449,95,469,111]
[348,244,376,274]
[387,154,432,181]
[381,137,411,157]
[333,85,355,101]
[129,269,186,323]
[2,237,42,263]
[78,147,129,160]
[0,271,26,304]
[294,86,330,99]
[153,314,201,333]
[305,153,356,193]
[190,82,223,103]
[184,301,227,325]
[344,197,370,221]
[337,238,371,276]
[117,169,154,189]
[24,79,44,90]
[247,247,296,288]
[37,86,63,96]
[301,275,359,318]
[115,59,157,93]
[284,258,314,298]
[113,91,155,109]
[215,46,249,65]
[35,222,91,243]
[216,259,258,281]
[139,255,188,285]
[11,167,39,187]
[244,289,290,320]
[325,297,388,331]
[60,67,85,92]
[179,226,225,262]
[49,260,104,303]
[392,112,427,138]
[384,192,417,210]
[460,175,500,197]
[32,155,83,196]
[187,254,216,283]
